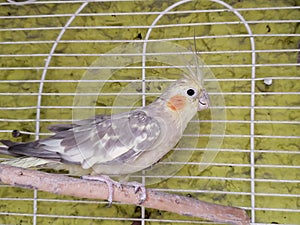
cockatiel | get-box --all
[0,71,209,203]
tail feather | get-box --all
[0,146,19,157]
[0,140,20,147]
[0,140,61,160]
[1,156,52,168]
[0,140,22,157]
[0,140,62,169]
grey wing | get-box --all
[47,115,110,133]
[40,111,161,169]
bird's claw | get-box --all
[126,181,147,204]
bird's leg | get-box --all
[81,175,122,206]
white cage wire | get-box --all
[0,0,299,225]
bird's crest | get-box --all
[181,47,205,88]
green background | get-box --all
[0,0,299,224]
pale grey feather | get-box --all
[0,111,161,170]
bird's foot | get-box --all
[124,181,147,204]
[81,175,122,206]
[81,175,147,205]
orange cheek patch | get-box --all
[167,95,187,111]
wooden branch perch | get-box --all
[0,164,250,225]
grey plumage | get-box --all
[0,111,161,172]
[0,76,210,176]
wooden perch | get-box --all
[0,164,250,225]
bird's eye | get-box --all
[186,88,196,97]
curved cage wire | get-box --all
[0,0,299,225]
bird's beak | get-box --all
[198,88,210,111]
